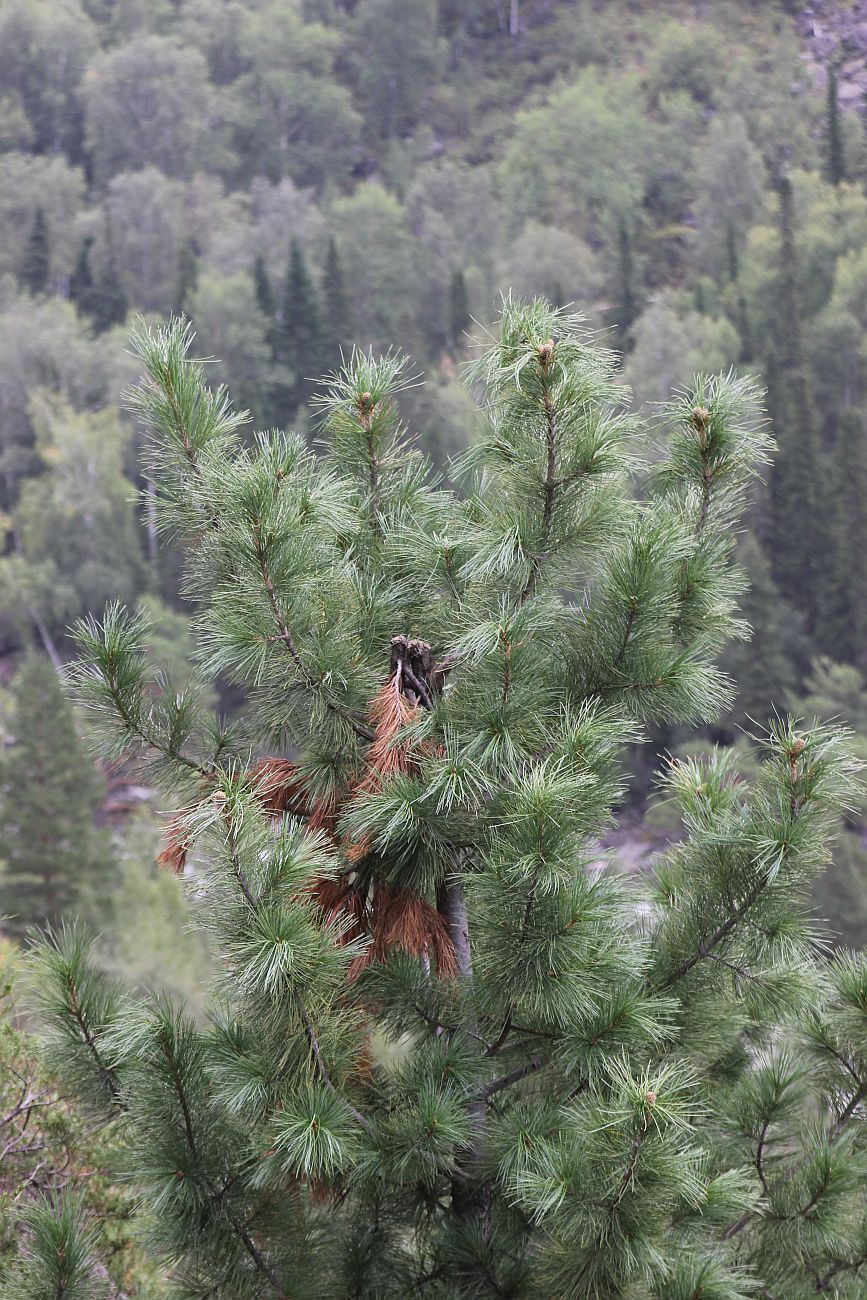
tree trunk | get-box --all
[438,877,491,1228]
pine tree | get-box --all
[447,267,470,352]
[274,239,325,415]
[322,235,352,367]
[0,654,109,939]
[28,305,867,1298]
[20,207,50,296]
[826,65,846,186]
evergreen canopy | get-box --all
[30,301,867,1298]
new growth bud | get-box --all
[537,338,555,367]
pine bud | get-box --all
[690,405,710,428]
[357,390,374,415]
[537,338,555,366]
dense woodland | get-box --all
[6,0,867,1288]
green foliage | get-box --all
[25,393,144,606]
[355,0,441,140]
[24,304,867,1297]
[81,34,221,184]
[827,66,846,186]
[229,1,361,186]
[6,1191,106,1300]
[447,269,469,352]
[273,239,326,418]
[173,237,199,317]
[5,4,867,1287]
[0,943,158,1295]
[19,206,49,295]
[322,235,352,368]
[500,69,652,255]
[0,655,110,939]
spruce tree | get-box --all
[254,253,276,338]
[825,407,867,667]
[174,238,200,317]
[28,304,867,1298]
[615,214,638,350]
[274,239,325,414]
[322,235,352,367]
[20,207,50,296]
[721,535,799,731]
[0,654,109,939]
[69,236,96,318]
[766,175,830,636]
[826,65,846,186]
[447,268,470,353]
[91,239,128,334]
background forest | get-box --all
[5,0,867,1287]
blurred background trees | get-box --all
[4,5,867,1288]
[1,0,867,972]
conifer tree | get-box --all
[825,407,867,667]
[253,254,276,339]
[322,235,351,367]
[274,239,325,414]
[615,214,638,350]
[766,175,830,634]
[721,535,799,731]
[20,207,50,296]
[826,65,846,186]
[447,268,470,353]
[0,654,109,939]
[68,236,96,318]
[90,239,128,334]
[174,238,199,317]
[28,304,867,1298]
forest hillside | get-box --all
[6,2,867,1292]
[4,0,867,920]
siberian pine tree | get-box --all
[1,654,110,938]
[28,301,867,1298]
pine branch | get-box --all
[103,657,214,780]
[658,873,769,990]
[251,520,374,742]
[63,973,122,1109]
[480,1056,545,1100]
[159,1030,285,1296]
[520,341,559,603]
[832,1082,867,1137]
